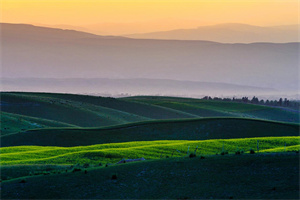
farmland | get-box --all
[1,92,299,199]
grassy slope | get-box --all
[1,165,71,181]
[1,117,299,147]
[0,112,77,136]
[5,92,197,119]
[1,153,299,199]
[1,93,150,127]
[124,96,300,123]
[1,137,299,165]
[1,93,298,136]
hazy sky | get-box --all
[1,0,299,28]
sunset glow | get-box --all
[1,0,299,32]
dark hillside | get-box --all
[1,153,298,199]
[1,118,299,147]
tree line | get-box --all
[201,96,300,110]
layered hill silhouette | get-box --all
[127,23,299,43]
[1,78,277,97]
[2,23,124,41]
[1,23,299,93]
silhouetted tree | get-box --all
[279,98,283,106]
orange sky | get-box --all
[1,0,299,29]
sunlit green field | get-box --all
[1,136,299,165]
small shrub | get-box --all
[19,179,26,183]
[221,150,228,155]
[235,149,244,155]
[249,149,255,154]
[42,171,51,175]
[105,154,115,158]
[72,168,81,173]
[189,153,196,158]
[83,163,90,168]
[111,174,117,180]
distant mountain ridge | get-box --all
[1,78,277,97]
[1,23,125,41]
[1,23,299,94]
[126,23,299,43]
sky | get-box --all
[1,0,299,30]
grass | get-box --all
[1,136,299,165]
[2,92,196,121]
[1,165,70,180]
[1,92,150,127]
[2,93,299,134]
[124,96,300,123]
[125,96,263,112]
[261,145,300,153]
[1,153,299,199]
[2,117,298,147]
[0,112,77,136]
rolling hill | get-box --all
[1,118,299,147]
[124,96,300,123]
[1,153,299,199]
[1,112,77,136]
[1,137,299,165]
[0,93,196,128]
[1,92,299,136]
[0,93,153,128]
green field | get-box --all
[1,117,299,147]
[1,153,299,199]
[1,137,299,165]
[1,93,299,134]
[1,93,151,129]
[1,112,77,136]
[124,96,300,123]
[1,92,299,199]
